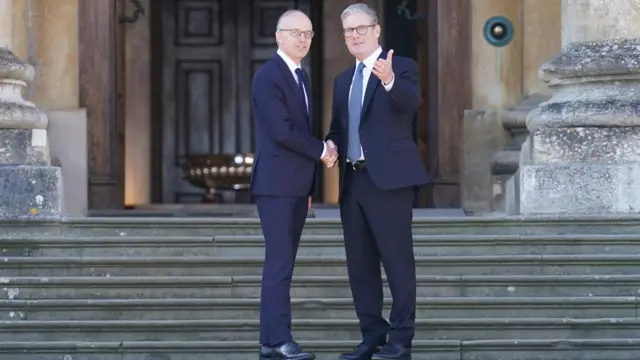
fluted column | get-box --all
[520,0,640,214]
[0,0,62,218]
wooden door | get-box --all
[79,0,126,209]
[415,0,470,208]
[157,0,311,203]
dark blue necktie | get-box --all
[294,68,309,119]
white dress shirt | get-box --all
[277,49,309,110]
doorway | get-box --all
[151,0,314,203]
[383,0,470,208]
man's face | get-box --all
[275,13,314,63]
[342,12,380,60]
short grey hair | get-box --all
[276,9,308,30]
[340,3,379,25]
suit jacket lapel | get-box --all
[361,75,379,120]
[301,69,312,125]
[339,65,355,128]
[273,54,308,125]
[361,50,386,120]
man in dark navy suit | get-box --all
[324,4,428,360]
[250,9,337,360]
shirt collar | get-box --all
[277,49,301,73]
[356,46,383,71]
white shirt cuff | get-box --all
[383,74,395,91]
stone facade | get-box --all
[7,0,626,214]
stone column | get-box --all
[0,0,12,48]
[0,0,62,218]
[520,0,640,215]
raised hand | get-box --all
[373,49,394,85]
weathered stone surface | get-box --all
[0,48,46,130]
[0,45,61,219]
[520,164,640,214]
[531,127,640,164]
[460,109,509,214]
[0,47,33,84]
[0,129,50,165]
[0,165,62,218]
[527,89,640,130]
[505,169,520,215]
[527,39,640,131]
[520,18,640,215]
[540,39,640,81]
[0,101,47,130]
[4,217,640,359]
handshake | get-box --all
[321,140,338,168]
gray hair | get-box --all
[340,3,379,25]
[276,9,308,30]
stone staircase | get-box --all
[2,216,640,359]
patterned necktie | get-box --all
[348,62,365,163]
[294,68,309,119]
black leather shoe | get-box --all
[260,345,275,359]
[339,342,384,360]
[371,343,411,360]
[259,341,316,360]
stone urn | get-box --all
[182,153,254,203]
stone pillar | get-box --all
[0,0,12,48]
[31,0,79,109]
[520,0,640,215]
[0,0,62,218]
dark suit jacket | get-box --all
[250,53,323,198]
[326,50,428,199]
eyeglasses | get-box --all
[343,25,376,37]
[278,29,314,40]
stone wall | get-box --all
[461,0,562,214]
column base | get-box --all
[0,165,62,218]
[520,163,640,215]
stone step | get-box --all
[3,254,640,277]
[3,274,638,300]
[0,339,639,360]
[0,296,633,321]
[4,233,640,257]
[1,318,640,342]
[10,215,640,237]
[0,275,640,299]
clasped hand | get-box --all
[321,140,338,168]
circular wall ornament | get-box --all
[483,16,514,47]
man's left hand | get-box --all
[373,49,394,85]
[308,196,312,211]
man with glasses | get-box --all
[250,9,336,360]
[324,3,428,360]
